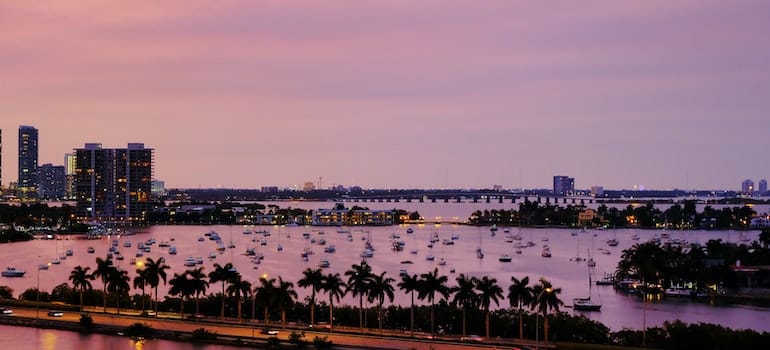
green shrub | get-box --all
[191,328,217,341]
[289,331,307,349]
[79,313,93,329]
[125,323,154,339]
[313,335,332,350]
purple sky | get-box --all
[1,1,769,190]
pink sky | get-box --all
[1,1,769,190]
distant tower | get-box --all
[741,179,754,195]
[0,128,3,191]
[37,163,66,200]
[553,175,575,197]
[64,153,77,199]
[759,179,768,196]
[18,125,39,202]
[74,143,154,224]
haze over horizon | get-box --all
[1,1,769,191]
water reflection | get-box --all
[0,202,766,332]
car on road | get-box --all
[47,311,64,317]
[0,307,12,315]
[260,329,279,335]
[460,334,484,342]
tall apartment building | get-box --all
[553,175,575,197]
[759,179,768,196]
[741,179,754,195]
[64,153,76,199]
[0,129,3,191]
[37,163,66,200]
[18,125,39,202]
[74,143,154,224]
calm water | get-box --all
[1,201,767,333]
[0,324,245,350]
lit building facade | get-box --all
[18,125,39,202]
[75,143,154,224]
[759,179,768,196]
[64,153,77,199]
[37,163,66,200]
[553,175,575,197]
[312,208,394,226]
[0,129,3,193]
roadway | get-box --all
[3,306,544,350]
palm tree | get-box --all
[188,267,209,317]
[297,268,324,326]
[133,270,147,312]
[68,266,94,311]
[367,271,395,335]
[531,278,563,346]
[169,272,194,317]
[208,262,238,320]
[398,273,420,338]
[418,268,451,337]
[93,257,114,312]
[508,276,533,340]
[451,274,478,337]
[345,260,372,334]
[106,268,130,315]
[226,273,252,323]
[274,277,298,329]
[475,276,503,339]
[320,272,345,332]
[143,257,170,316]
[255,276,277,329]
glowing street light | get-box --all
[535,287,553,350]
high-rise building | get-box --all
[759,179,768,196]
[74,143,154,224]
[151,180,166,197]
[590,186,604,197]
[64,153,76,199]
[553,175,575,197]
[37,163,66,200]
[741,179,754,195]
[0,128,3,192]
[18,125,39,202]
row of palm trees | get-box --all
[66,258,563,341]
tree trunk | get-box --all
[79,290,84,312]
[378,303,383,335]
[281,309,286,329]
[430,302,435,337]
[544,314,549,345]
[140,287,146,312]
[329,301,334,332]
[154,287,159,317]
[220,283,225,319]
[410,292,414,338]
[518,308,524,340]
[264,306,269,329]
[195,294,200,318]
[359,296,363,333]
[103,285,107,312]
[462,308,467,336]
[237,296,242,323]
[310,291,315,326]
[180,297,185,317]
[485,309,490,339]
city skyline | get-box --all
[2,1,769,190]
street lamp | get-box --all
[36,262,51,320]
[535,287,553,350]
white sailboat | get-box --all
[573,267,602,311]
